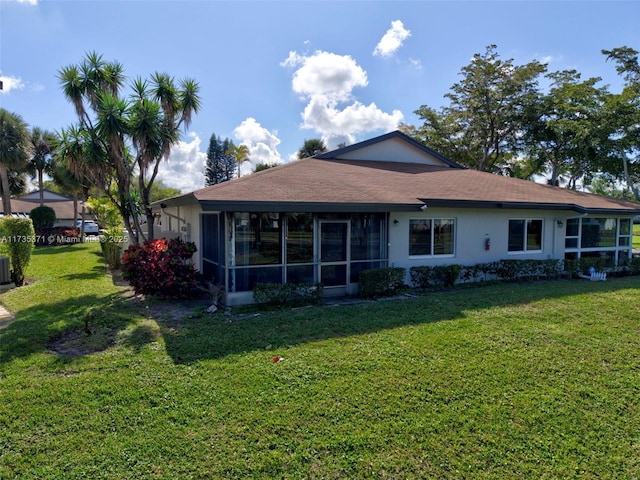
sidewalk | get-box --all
[0,304,14,329]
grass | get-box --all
[634,223,640,249]
[2,243,640,478]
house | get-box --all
[154,130,640,306]
[0,189,85,227]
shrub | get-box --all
[409,266,432,289]
[253,282,323,307]
[29,206,56,230]
[358,267,406,298]
[100,227,125,268]
[411,264,460,289]
[121,238,199,297]
[431,264,460,288]
[0,217,35,286]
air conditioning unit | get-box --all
[0,256,10,285]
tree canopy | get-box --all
[0,109,31,214]
[403,44,640,198]
[57,52,201,242]
[205,133,237,185]
[297,139,327,159]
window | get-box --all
[508,219,542,252]
[564,217,633,267]
[409,218,455,256]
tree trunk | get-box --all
[0,165,12,215]
[38,170,44,207]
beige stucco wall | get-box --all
[156,204,204,267]
[388,208,576,285]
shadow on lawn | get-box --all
[0,291,144,364]
[158,276,640,365]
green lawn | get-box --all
[634,223,640,249]
[2,244,640,478]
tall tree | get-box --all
[58,52,200,243]
[28,127,56,206]
[205,133,236,185]
[226,143,250,177]
[601,46,640,200]
[407,45,546,173]
[297,138,327,159]
[0,109,31,214]
[50,158,83,227]
[521,70,608,188]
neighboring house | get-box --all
[0,189,87,227]
[153,130,640,306]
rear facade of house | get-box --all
[154,131,640,306]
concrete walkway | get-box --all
[0,303,14,329]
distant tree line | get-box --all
[401,45,640,200]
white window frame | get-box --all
[408,218,456,258]
[508,218,543,254]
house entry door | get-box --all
[319,221,349,287]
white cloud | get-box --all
[233,118,283,174]
[283,50,404,149]
[17,0,38,4]
[0,73,25,94]
[283,50,368,102]
[373,20,411,57]
[158,132,206,193]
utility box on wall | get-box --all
[0,256,10,285]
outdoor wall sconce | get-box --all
[393,219,400,225]
[557,220,564,228]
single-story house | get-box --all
[1,189,86,227]
[154,130,640,306]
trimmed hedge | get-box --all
[0,217,35,286]
[358,267,406,298]
[411,259,566,290]
[29,206,56,230]
[253,282,323,307]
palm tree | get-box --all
[28,127,56,206]
[0,109,31,215]
[297,138,327,159]
[226,143,250,177]
[131,73,201,239]
[59,53,201,243]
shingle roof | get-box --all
[165,157,640,214]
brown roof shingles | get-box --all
[188,158,640,213]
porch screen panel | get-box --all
[234,212,281,265]
[201,214,223,283]
[286,213,313,263]
[351,213,382,261]
[581,218,616,248]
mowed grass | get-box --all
[1,244,640,478]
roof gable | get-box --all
[314,130,463,168]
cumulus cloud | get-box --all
[0,73,25,94]
[373,20,411,57]
[233,118,283,174]
[283,50,368,101]
[282,50,404,149]
[158,132,207,193]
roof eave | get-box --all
[420,199,640,215]
[199,200,422,213]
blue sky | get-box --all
[1,0,639,193]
